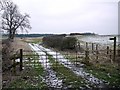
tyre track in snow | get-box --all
[36,44,108,88]
[29,43,62,88]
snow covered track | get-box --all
[29,43,62,88]
[35,44,107,88]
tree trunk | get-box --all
[12,29,16,39]
[8,30,12,39]
[8,29,15,40]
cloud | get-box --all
[12,0,118,35]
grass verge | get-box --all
[47,54,93,89]
[8,52,48,89]
[58,51,120,88]
[84,63,120,88]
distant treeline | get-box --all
[3,34,54,38]
[70,32,96,36]
[43,34,77,51]
[3,33,96,38]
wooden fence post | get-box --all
[67,52,69,67]
[46,53,47,69]
[20,49,23,71]
[113,37,116,61]
[109,37,116,61]
[34,55,35,67]
[110,49,112,59]
[107,46,109,55]
[13,54,16,75]
[56,51,57,68]
[86,42,88,50]
[92,43,94,53]
[78,42,80,51]
[76,51,78,66]
[85,42,89,60]
[109,49,113,63]
[118,44,120,56]
[96,44,99,60]
[118,49,120,56]
[85,50,89,60]
[28,57,30,67]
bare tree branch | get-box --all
[1,0,31,39]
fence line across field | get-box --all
[6,41,119,75]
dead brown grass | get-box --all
[2,37,32,88]
[11,38,31,51]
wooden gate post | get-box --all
[20,49,23,71]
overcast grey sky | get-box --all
[12,0,119,35]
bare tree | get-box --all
[0,0,4,11]
[1,0,31,39]
[0,0,9,12]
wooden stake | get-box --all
[20,49,23,71]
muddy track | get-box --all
[29,44,63,88]
[35,44,108,88]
